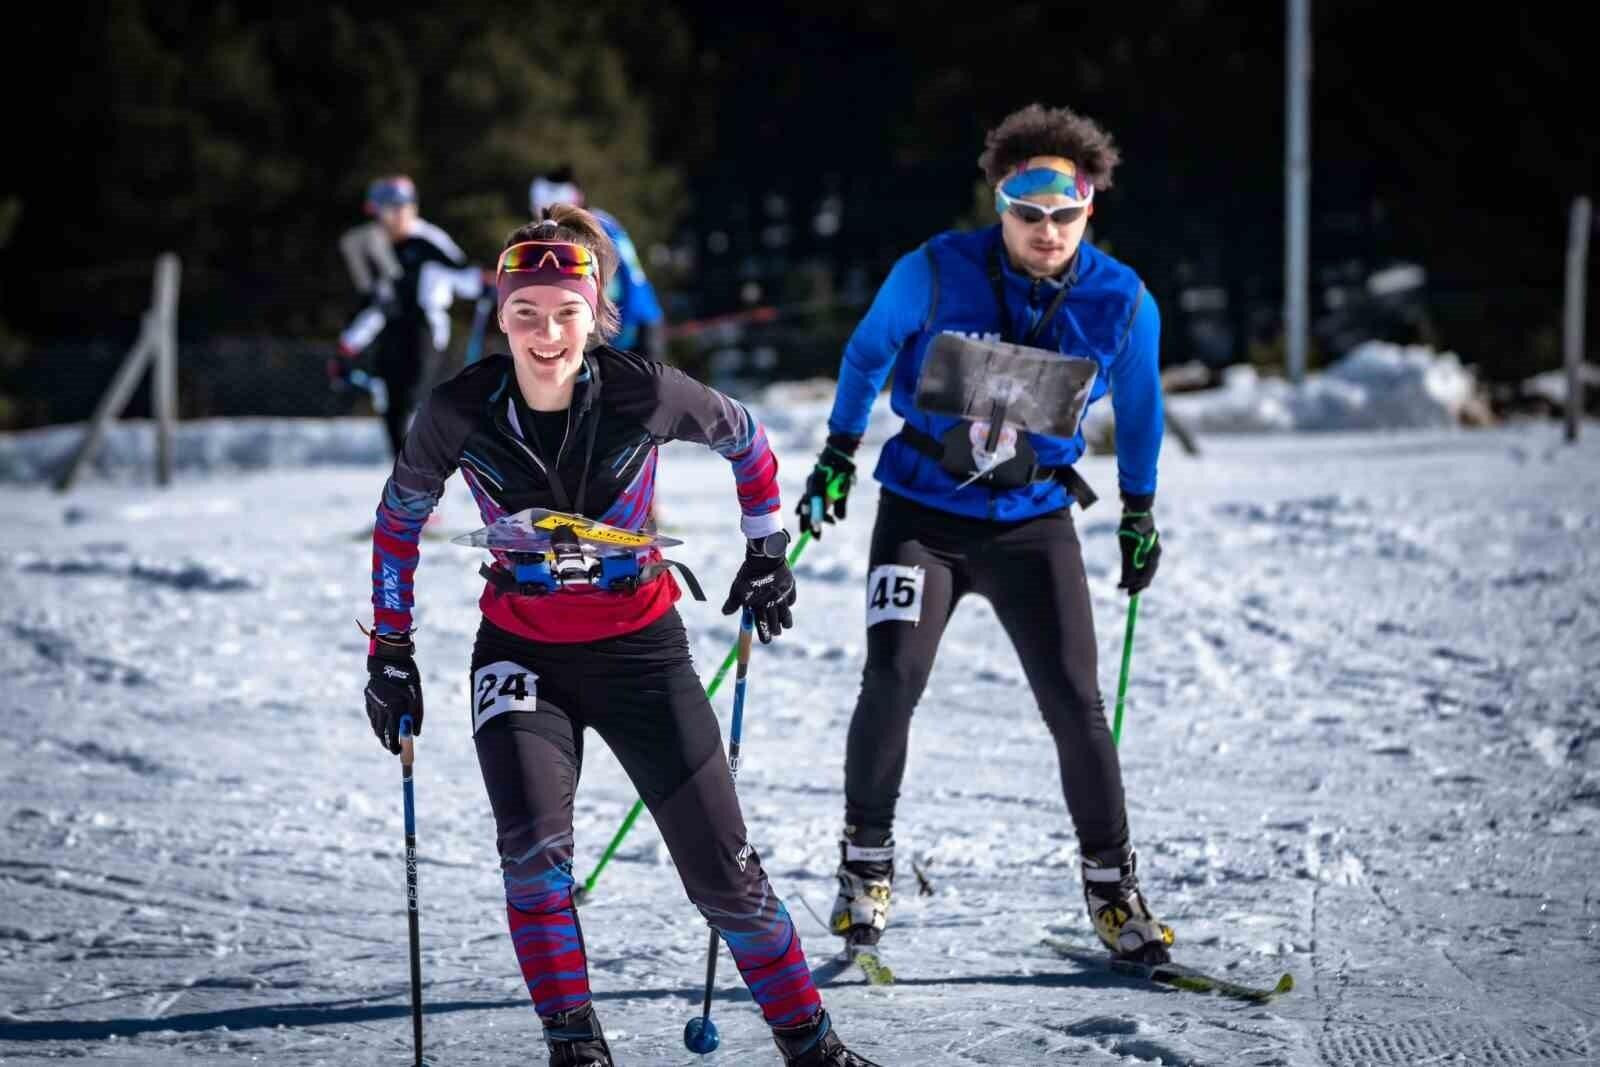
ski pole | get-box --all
[463,292,494,367]
[575,531,813,902]
[1111,593,1140,746]
[398,715,424,1067]
[683,608,756,1055]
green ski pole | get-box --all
[1111,593,1140,746]
[575,530,814,903]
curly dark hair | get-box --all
[977,103,1122,190]
[502,205,619,341]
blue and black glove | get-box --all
[1117,501,1161,595]
[365,632,423,754]
[796,434,858,539]
[722,531,797,643]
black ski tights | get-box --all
[843,490,1130,857]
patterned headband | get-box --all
[998,156,1094,206]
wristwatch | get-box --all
[747,529,792,559]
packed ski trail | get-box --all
[2,415,1597,1065]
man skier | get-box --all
[800,103,1171,965]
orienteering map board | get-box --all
[915,333,1099,438]
[451,507,682,555]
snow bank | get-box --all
[1523,363,1600,407]
[0,387,897,486]
[1158,342,1483,434]
[0,344,1492,485]
[0,417,390,485]
[758,344,1490,448]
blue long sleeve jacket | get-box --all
[827,225,1162,519]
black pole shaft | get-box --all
[402,758,423,1066]
[698,926,719,1020]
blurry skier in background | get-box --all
[332,175,489,457]
[532,167,674,531]
[529,166,667,362]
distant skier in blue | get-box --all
[800,103,1173,964]
[529,166,667,361]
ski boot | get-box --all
[773,1008,882,1066]
[828,827,894,947]
[1082,847,1174,964]
[542,1003,613,1067]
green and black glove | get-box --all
[796,434,858,540]
[1117,499,1161,595]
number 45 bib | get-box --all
[866,564,925,627]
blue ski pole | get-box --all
[463,293,494,367]
[683,609,755,1055]
[398,715,424,1066]
[576,532,813,903]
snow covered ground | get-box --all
[2,406,1598,1065]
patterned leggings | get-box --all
[471,613,821,1027]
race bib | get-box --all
[866,565,924,627]
[471,660,539,735]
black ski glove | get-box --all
[365,633,423,754]
[721,536,798,643]
[1117,505,1161,595]
[796,434,858,540]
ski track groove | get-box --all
[1317,1019,1584,1066]
[0,866,396,949]
[1310,879,1337,1067]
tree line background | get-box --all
[1,0,1593,429]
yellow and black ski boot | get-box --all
[1082,847,1175,964]
[828,826,894,946]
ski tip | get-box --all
[1225,971,1294,1001]
[855,955,896,986]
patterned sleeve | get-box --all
[370,388,469,638]
[641,366,783,539]
[410,220,469,267]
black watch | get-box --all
[747,529,792,559]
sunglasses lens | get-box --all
[1011,203,1046,224]
[1051,207,1085,225]
[500,242,594,276]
